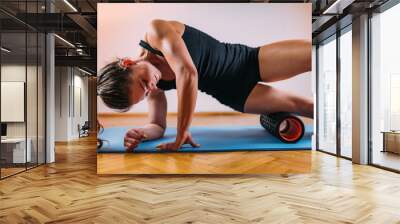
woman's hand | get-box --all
[124,128,146,151]
[157,131,200,151]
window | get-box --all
[370,2,400,171]
[317,36,337,154]
[339,28,352,158]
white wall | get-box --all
[97,3,312,113]
[71,74,89,138]
[54,67,89,141]
[1,64,45,163]
[1,65,26,139]
[1,65,39,137]
[55,67,68,141]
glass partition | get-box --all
[0,1,46,179]
[38,32,46,165]
[27,30,38,169]
[1,31,28,177]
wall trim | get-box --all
[98,112,243,117]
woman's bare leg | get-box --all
[258,40,311,82]
[245,40,313,117]
[244,83,313,118]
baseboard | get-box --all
[98,111,244,117]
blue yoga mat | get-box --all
[97,125,312,153]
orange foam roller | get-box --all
[260,112,305,143]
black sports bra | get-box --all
[139,40,164,57]
[139,40,176,90]
[138,24,261,112]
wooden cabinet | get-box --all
[382,132,400,154]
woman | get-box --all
[97,19,313,151]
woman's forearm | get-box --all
[175,70,198,144]
[140,123,165,141]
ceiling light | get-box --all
[1,47,11,53]
[323,0,354,15]
[63,0,78,12]
[78,67,93,76]
[54,34,75,48]
[323,0,341,14]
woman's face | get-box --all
[129,60,162,104]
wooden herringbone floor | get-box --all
[1,135,400,223]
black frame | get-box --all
[0,0,47,180]
[336,28,341,157]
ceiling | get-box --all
[0,0,392,73]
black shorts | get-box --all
[209,47,261,112]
